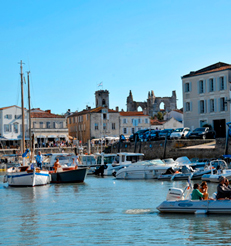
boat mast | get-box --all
[27,71,32,161]
[20,60,25,154]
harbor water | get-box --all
[1,173,231,245]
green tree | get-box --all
[157,112,163,120]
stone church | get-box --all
[127,90,177,116]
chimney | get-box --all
[116,106,119,112]
[45,110,51,114]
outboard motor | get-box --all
[166,188,184,201]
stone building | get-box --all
[182,62,231,137]
[126,90,177,116]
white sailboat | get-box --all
[3,61,50,187]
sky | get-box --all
[1,0,231,115]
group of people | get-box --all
[191,176,231,200]
[36,151,79,173]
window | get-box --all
[4,124,11,132]
[102,99,106,106]
[123,128,127,134]
[39,122,43,128]
[103,123,107,130]
[4,114,12,119]
[112,123,115,130]
[103,114,107,120]
[33,122,36,128]
[220,77,224,90]
[185,83,190,92]
[138,119,141,124]
[145,118,149,124]
[199,80,204,93]
[46,122,51,128]
[186,102,191,112]
[95,123,99,130]
[15,115,20,119]
[210,99,214,112]
[123,119,127,124]
[209,78,214,92]
[60,122,63,128]
[69,118,71,124]
[220,97,225,111]
[200,120,207,127]
[132,128,135,134]
[53,122,56,128]
[200,100,205,113]
[13,123,18,133]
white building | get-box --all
[31,108,68,147]
[182,62,231,137]
[164,109,183,123]
[120,112,150,137]
[0,105,29,147]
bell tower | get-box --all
[95,90,109,108]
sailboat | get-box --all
[3,61,51,187]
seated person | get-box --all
[191,183,204,200]
[225,178,231,189]
[216,176,231,200]
[54,158,62,173]
[199,181,209,200]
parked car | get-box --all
[129,129,149,142]
[143,130,160,141]
[170,127,190,139]
[158,129,174,140]
[187,127,216,139]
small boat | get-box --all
[157,185,231,214]
[201,160,231,183]
[4,166,51,187]
[49,168,88,183]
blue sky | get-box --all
[1,0,231,114]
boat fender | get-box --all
[194,210,207,214]
[3,175,7,183]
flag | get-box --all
[98,82,103,87]
[187,176,193,189]
[22,149,30,158]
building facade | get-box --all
[31,108,68,146]
[0,105,29,147]
[182,62,231,137]
[68,106,120,144]
[119,112,150,136]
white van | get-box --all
[170,127,190,139]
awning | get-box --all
[48,135,56,138]
[58,135,66,138]
[36,135,46,138]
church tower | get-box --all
[95,90,109,108]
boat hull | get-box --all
[50,168,88,183]
[157,200,231,214]
[5,169,50,187]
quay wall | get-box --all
[107,138,229,160]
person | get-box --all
[54,158,61,173]
[225,178,231,189]
[36,151,43,169]
[199,181,209,200]
[216,176,231,200]
[191,183,204,200]
[72,157,78,169]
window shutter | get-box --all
[107,114,109,120]
[218,77,220,91]
[204,100,207,113]
[224,76,227,90]
[225,97,228,111]
[203,80,206,93]
[190,102,192,111]
[198,101,200,114]
[208,99,210,113]
[214,78,216,91]
[207,79,210,92]
[214,98,217,112]
[189,82,192,92]
[197,81,200,94]
[218,98,221,111]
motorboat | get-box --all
[201,160,231,183]
[78,154,99,174]
[49,167,88,183]
[95,152,144,176]
[114,159,179,179]
[157,185,231,214]
[4,165,51,187]
[0,154,22,168]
